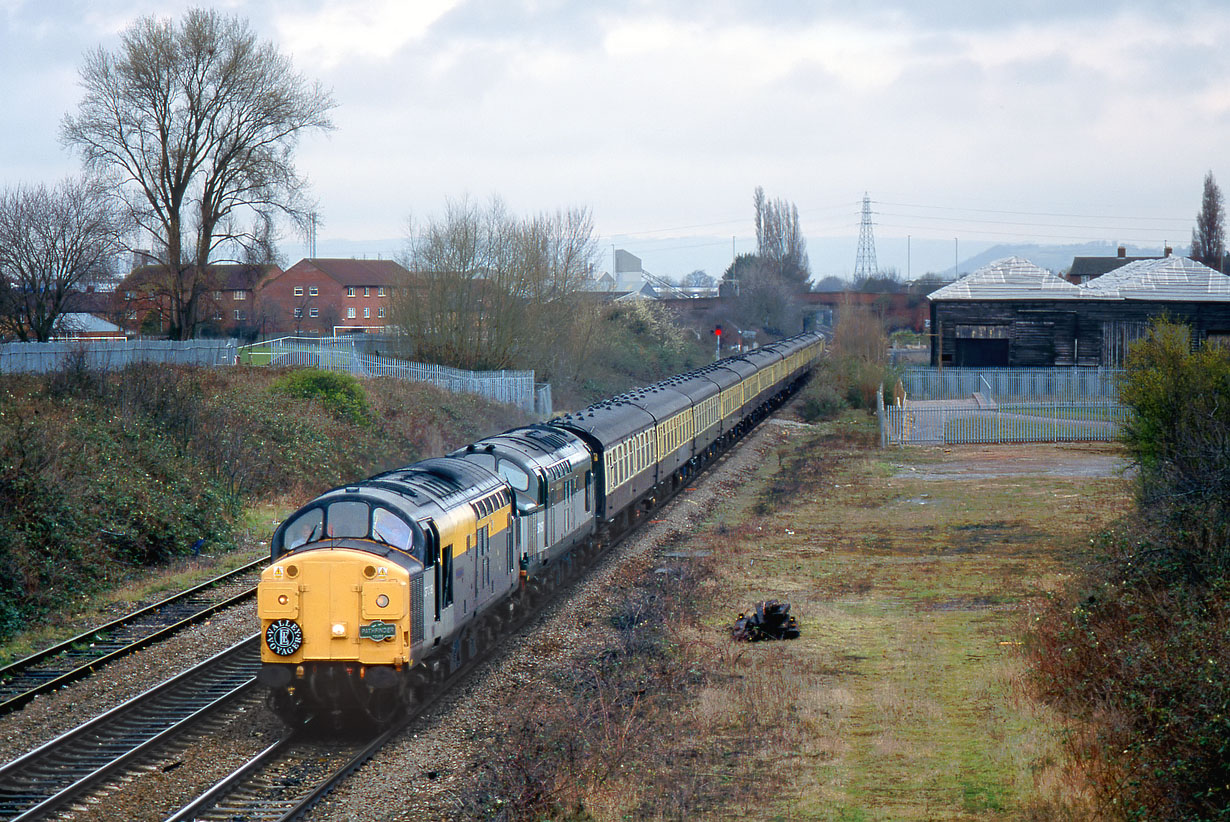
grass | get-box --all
[668,414,1131,819]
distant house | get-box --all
[261,258,409,335]
[1066,245,1171,284]
[929,256,1230,367]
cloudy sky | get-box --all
[2,0,1227,278]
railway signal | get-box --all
[713,325,722,360]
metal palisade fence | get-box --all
[240,336,550,416]
[881,367,1130,447]
[0,339,237,373]
[899,366,1122,402]
[0,336,551,416]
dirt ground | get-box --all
[887,442,1131,481]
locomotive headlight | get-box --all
[376,594,389,608]
[277,594,289,605]
[332,622,347,637]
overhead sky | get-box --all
[2,0,1228,279]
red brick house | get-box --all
[114,263,281,338]
[261,258,408,335]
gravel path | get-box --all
[0,413,801,821]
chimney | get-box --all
[1117,245,1126,258]
[1164,246,1172,257]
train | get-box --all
[256,330,825,725]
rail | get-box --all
[0,637,260,819]
[0,557,264,715]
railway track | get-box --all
[165,723,401,822]
[0,637,260,821]
[0,557,264,715]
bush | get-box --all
[1029,319,1230,820]
[272,368,372,425]
[796,378,846,422]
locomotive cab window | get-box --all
[327,500,369,538]
[497,460,532,493]
[372,507,416,557]
[280,508,323,553]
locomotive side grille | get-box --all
[411,575,424,644]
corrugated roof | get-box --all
[1078,256,1230,301]
[928,257,1081,301]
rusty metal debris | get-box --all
[730,600,800,641]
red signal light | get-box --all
[714,325,723,337]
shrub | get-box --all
[796,378,846,422]
[272,368,372,425]
[1029,318,1230,819]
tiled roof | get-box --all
[928,257,1081,301]
[1078,256,1230,301]
[299,258,409,287]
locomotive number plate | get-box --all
[265,619,303,656]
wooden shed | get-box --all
[929,256,1230,367]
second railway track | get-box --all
[0,557,264,715]
[0,637,261,821]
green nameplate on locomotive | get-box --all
[359,620,396,642]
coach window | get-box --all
[281,508,323,553]
[327,500,369,538]
[372,507,415,557]
[584,470,592,512]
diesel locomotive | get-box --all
[256,331,824,725]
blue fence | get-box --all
[898,366,1123,402]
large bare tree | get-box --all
[1192,170,1226,273]
[392,198,597,374]
[61,8,334,339]
[0,177,125,341]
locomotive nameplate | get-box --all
[359,620,396,642]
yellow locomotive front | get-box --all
[257,492,427,725]
[260,549,412,666]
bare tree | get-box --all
[61,8,334,339]
[754,185,810,287]
[0,176,125,341]
[1192,171,1226,273]
[392,198,598,374]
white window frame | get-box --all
[293,286,304,297]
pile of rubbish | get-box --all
[730,600,800,642]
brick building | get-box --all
[261,258,409,335]
[114,263,280,338]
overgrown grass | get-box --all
[456,413,1131,819]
